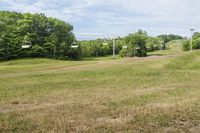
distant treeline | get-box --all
[0,11,184,60]
[79,31,184,57]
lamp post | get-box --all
[110,36,119,59]
[190,28,195,51]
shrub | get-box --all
[182,40,190,51]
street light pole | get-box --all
[190,28,195,52]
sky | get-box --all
[0,0,199,40]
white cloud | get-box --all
[1,0,200,39]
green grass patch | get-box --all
[1,50,200,132]
[166,51,200,70]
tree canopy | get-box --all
[79,38,123,57]
[0,11,77,60]
[120,30,148,57]
[182,32,200,51]
[158,34,183,43]
[0,11,186,61]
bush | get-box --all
[182,40,190,51]
[125,30,148,57]
[193,38,200,49]
[146,37,161,52]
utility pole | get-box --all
[190,28,195,51]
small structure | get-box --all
[22,35,32,49]
[22,45,31,49]
[122,45,128,49]
[71,45,79,48]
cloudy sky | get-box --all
[0,0,199,40]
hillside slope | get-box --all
[0,51,200,132]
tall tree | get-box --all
[0,11,76,60]
[124,30,148,57]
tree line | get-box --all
[0,11,77,61]
[0,11,184,61]
[79,30,183,57]
[183,32,200,51]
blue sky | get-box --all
[0,0,200,40]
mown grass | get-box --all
[166,51,200,70]
[0,50,200,132]
[148,39,185,56]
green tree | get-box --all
[124,30,148,57]
[0,11,75,60]
[182,40,190,51]
[192,32,200,49]
[158,34,183,50]
[182,32,200,51]
[30,45,47,57]
[146,37,161,52]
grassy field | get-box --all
[1,46,200,132]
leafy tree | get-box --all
[192,32,200,49]
[158,34,183,50]
[182,32,200,51]
[30,45,47,57]
[146,37,161,52]
[158,34,183,43]
[0,11,75,60]
[182,40,190,51]
[79,38,121,57]
[123,30,148,57]
[68,46,82,60]
[119,48,128,57]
